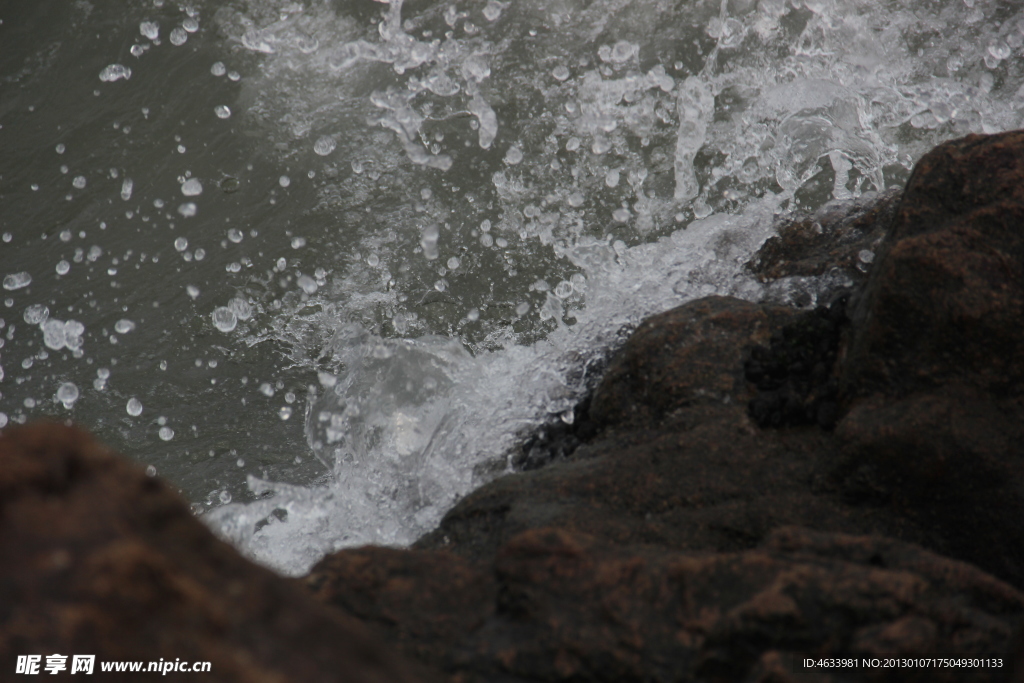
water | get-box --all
[1,0,1021,575]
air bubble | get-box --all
[447,256,461,270]
[72,176,86,189]
[169,27,187,46]
[279,406,292,420]
[178,202,197,217]
[214,105,231,119]
[552,65,570,81]
[279,175,290,188]
[56,260,70,275]
[114,319,136,333]
[504,146,524,165]
[158,426,175,440]
[291,237,307,249]
[174,237,188,252]
[210,62,226,76]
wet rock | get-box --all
[746,294,849,430]
[311,527,1024,683]
[747,188,901,299]
[842,131,1024,398]
[590,296,797,431]
[0,423,428,683]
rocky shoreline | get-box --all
[4,131,1024,681]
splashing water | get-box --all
[1,0,1022,575]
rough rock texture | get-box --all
[306,131,1024,682]
[589,296,797,431]
[0,424,429,683]
[747,188,901,287]
[311,527,1023,683]
[842,131,1024,397]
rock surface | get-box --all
[0,424,429,683]
[311,526,1023,683]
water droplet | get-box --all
[278,175,290,188]
[139,20,159,40]
[260,382,275,397]
[174,237,188,252]
[56,260,70,275]
[214,105,231,119]
[483,0,503,21]
[313,136,336,156]
[567,192,585,207]
[219,489,232,503]
[180,178,203,196]
[145,464,157,477]
[367,253,380,267]
[57,382,79,408]
[298,275,318,294]
[554,280,574,298]
[24,304,49,325]
[291,236,307,249]
[3,272,31,291]
[211,306,237,332]
[566,137,581,152]
[210,61,226,76]
[99,64,132,82]
[552,65,570,81]
[278,406,292,420]
[182,17,199,33]
[612,207,632,222]
[186,285,200,299]
[169,27,188,46]
[127,397,143,416]
[72,175,86,189]
[420,224,440,260]
[158,426,175,441]
[504,146,524,164]
[120,178,133,201]
[114,319,136,334]
[177,202,197,217]
[447,256,461,270]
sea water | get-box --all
[0,0,1021,575]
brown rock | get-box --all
[748,188,900,288]
[590,296,797,431]
[842,130,1024,397]
[311,527,1024,683]
[0,423,428,683]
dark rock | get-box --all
[842,130,1024,398]
[746,294,849,430]
[589,296,797,431]
[311,526,1024,683]
[831,386,1024,595]
[747,188,901,289]
[0,423,429,683]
